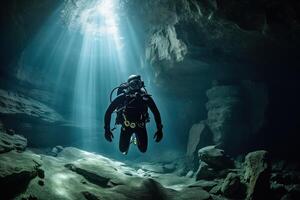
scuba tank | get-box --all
[109,79,148,103]
[109,82,128,103]
[109,77,150,128]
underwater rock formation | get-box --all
[122,0,300,158]
[186,121,213,168]
[198,146,234,170]
[0,145,213,200]
[0,89,82,147]
[0,0,60,74]
[0,1,299,199]
[221,172,244,198]
[205,81,268,155]
[0,131,299,200]
[206,84,247,149]
[195,146,234,181]
[0,150,41,199]
[186,80,268,156]
[0,129,27,153]
[0,89,63,123]
[146,25,187,69]
[192,148,300,200]
[125,0,300,91]
[244,150,270,200]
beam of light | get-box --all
[80,0,119,38]
[71,0,132,151]
[15,0,176,159]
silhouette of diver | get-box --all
[104,75,163,154]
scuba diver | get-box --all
[104,75,163,154]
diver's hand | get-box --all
[104,129,114,142]
[153,129,163,143]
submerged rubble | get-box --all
[0,132,299,200]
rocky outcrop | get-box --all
[185,81,268,158]
[0,89,83,147]
[196,161,217,180]
[0,129,27,153]
[146,25,187,69]
[192,147,300,200]
[198,146,234,170]
[196,146,234,181]
[0,133,298,200]
[221,172,245,198]
[0,0,60,73]
[204,81,268,155]
[244,150,270,200]
[0,150,41,199]
[0,146,216,200]
[269,161,300,200]
[122,0,300,95]
[0,89,63,123]
[186,121,213,168]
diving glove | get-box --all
[153,129,163,143]
[104,129,114,142]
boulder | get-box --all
[0,130,27,153]
[210,184,223,195]
[244,150,270,200]
[221,172,245,198]
[0,150,41,199]
[196,161,216,180]
[198,146,234,170]
[50,145,64,156]
[14,147,205,199]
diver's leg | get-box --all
[119,127,132,154]
[135,127,148,153]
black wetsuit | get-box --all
[104,92,162,153]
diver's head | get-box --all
[127,74,144,92]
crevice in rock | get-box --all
[64,163,113,188]
[82,191,100,200]
[0,171,37,199]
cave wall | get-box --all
[125,0,300,85]
[0,0,60,78]
[124,0,300,156]
[0,0,299,156]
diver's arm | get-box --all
[147,96,163,130]
[104,95,124,131]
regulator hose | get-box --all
[110,86,120,103]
